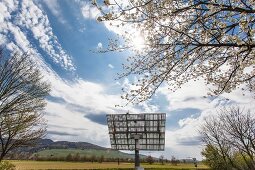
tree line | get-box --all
[5,151,186,165]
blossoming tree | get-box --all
[95,0,255,104]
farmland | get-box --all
[34,148,137,159]
[8,148,210,169]
[11,161,209,170]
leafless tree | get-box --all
[146,155,154,164]
[0,51,50,161]
[94,0,255,103]
[159,155,164,165]
[200,106,255,169]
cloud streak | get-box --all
[42,0,68,24]
[0,0,74,70]
[79,1,100,20]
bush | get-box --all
[146,155,154,164]
[0,161,15,170]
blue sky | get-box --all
[0,0,254,160]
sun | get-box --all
[130,32,146,52]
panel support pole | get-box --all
[135,138,144,170]
[135,139,140,168]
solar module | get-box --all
[106,113,166,151]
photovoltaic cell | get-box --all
[106,113,166,151]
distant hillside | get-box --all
[9,139,148,161]
[14,138,106,153]
[41,139,106,150]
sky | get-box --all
[0,0,254,160]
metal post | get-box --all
[135,139,140,168]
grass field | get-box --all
[10,161,209,170]
[35,149,137,159]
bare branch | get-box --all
[0,50,50,161]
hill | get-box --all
[9,139,148,161]
[13,138,106,153]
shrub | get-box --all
[0,161,15,170]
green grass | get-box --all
[35,149,143,159]
[10,160,209,170]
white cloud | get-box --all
[156,78,255,159]
[115,77,255,159]
[80,2,100,19]
[97,42,103,49]
[0,0,162,149]
[108,63,114,69]
[91,1,148,52]
[138,100,159,113]
[42,72,152,146]
[77,0,133,46]
[158,79,214,111]
[42,0,67,24]
[45,100,109,145]
[0,0,75,70]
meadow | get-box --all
[11,161,209,170]
[35,149,137,159]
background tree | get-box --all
[98,155,104,163]
[201,144,232,170]
[159,155,164,165]
[65,153,73,162]
[81,155,87,162]
[146,155,154,164]
[0,51,50,161]
[73,153,81,162]
[200,106,255,170]
[90,155,96,163]
[95,0,255,103]
[170,156,179,166]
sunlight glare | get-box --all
[131,32,146,51]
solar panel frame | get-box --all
[106,113,166,151]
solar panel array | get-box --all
[106,113,166,151]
